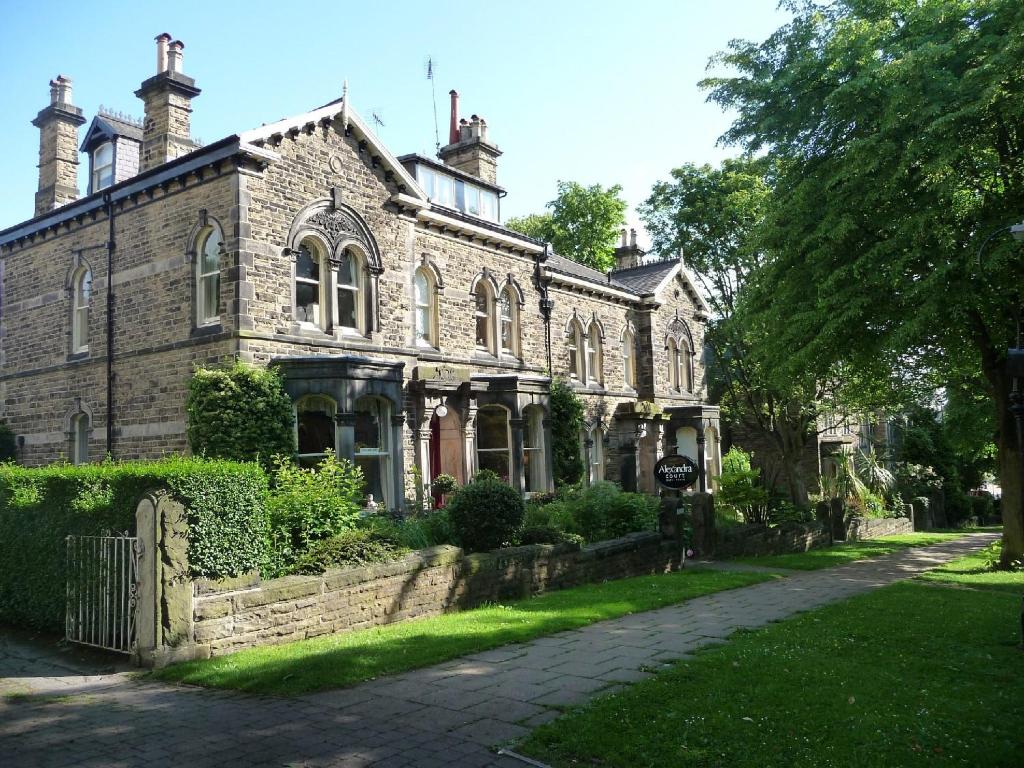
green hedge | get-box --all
[0,458,269,632]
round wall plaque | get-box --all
[654,454,699,490]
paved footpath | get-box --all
[0,532,996,768]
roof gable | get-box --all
[80,113,143,153]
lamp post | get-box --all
[977,220,1024,648]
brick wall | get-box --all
[192,532,677,657]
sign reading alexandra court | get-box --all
[654,454,700,490]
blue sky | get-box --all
[0,1,790,236]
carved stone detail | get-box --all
[307,209,362,244]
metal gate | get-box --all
[65,533,141,654]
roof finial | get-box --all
[341,80,349,132]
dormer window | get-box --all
[91,142,114,192]
[414,164,499,222]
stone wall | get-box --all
[190,532,677,659]
[715,522,831,559]
[844,515,913,540]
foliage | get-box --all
[429,473,459,497]
[506,181,627,272]
[854,450,896,500]
[820,452,869,508]
[702,0,1024,564]
[0,458,269,631]
[284,528,408,576]
[154,569,772,695]
[519,580,1024,768]
[716,447,770,523]
[445,473,525,552]
[919,540,1024,589]
[525,482,659,543]
[895,462,943,500]
[0,421,17,463]
[186,360,295,468]
[549,378,585,486]
[357,510,453,550]
[265,451,365,577]
[517,525,585,548]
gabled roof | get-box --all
[611,258,712,314]
[80,112,143,153]
[545,254,638,294]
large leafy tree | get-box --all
[703,0,1024,564]
[506,181,627,272]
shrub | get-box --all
[285,528,408,575]
[266,452,365,576]
[357,509,453,550]
[716,447,770,523]
[572,482,660,542]
[430,473,459,497]
[550,378,585,486]
[517,525,585,548]
[186,361,295,467]
[0,458,268,631]
[446,474,525,552]
[0,421,17,463]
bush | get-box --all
[550,378,585,486]
[717,447,770,523]
[571,482,660,542]
[266,452,365,576]
[446,474,525,552]
[285,528,408,575]
[430,473,459,497]
[0,421,17,462]
[186,361,295,467]
[0,458,269,631]
[517,525,585,548]
[358,509,453,550]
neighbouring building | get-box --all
[0,35,721,509]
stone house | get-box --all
[0,35,721,510]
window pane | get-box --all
[354,399,385,451]
[296,245,319,281]
[338,251,356,286]
[414,271,428,305]
[202,275,219,321]
[478,450,509,480]
[417,306,431,342]
[438,176,455,206]
[477,407,508,450]
[355,456,385,505]
[75,308,88,348]
[464,185,481,216]
[480,191,497,221]
[296,282,319,324]
[78,271,92,304]
[568,343,577,377]
[338,287,357,328]
[298,410,334,455]
[418,167,435,198]
[202,234,220,274]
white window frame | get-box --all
[196,226,221,326]
[91,142,113,193]
[668,338,680,392]
[499,288,518,357]
[475,405,511,482]
[414,267,436,348]
[354,396,392,509]
[523,406,546,494]
[568,320,585,379]
[590,425,605,483]
[474,283,495,354]
[295,240,325,329]
[334,246,364,334]
[586,324,603,385]
[71,267,91,354]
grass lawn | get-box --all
[153,568,774,696]
[734,532,966,570]
[518,579,1024,768]
[917,540,1024,594]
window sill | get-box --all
[472,349,498,363]
[67,350,90,362]
[191,322,223,338]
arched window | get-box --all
[589,425,605,483]
[476,405,510,481]
[523,406,546,493]
[91,142,113,192]
[196,225,222,326]
[668,338,681,392]
[622,328,636,389]
[414,267,436,347]
[568,320,585,379]
[355,396,391,508]
[296,394,336,467]
[499,288,519,357]
[335,246,363,332]
[679,338,692,393]
[71,412,90,465]
[586,323,603,385]
[294,240,324,327]
[71,267,92,354]
[474,283,493,353]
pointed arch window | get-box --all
[589,424,605,483]
[71,267,92,354]
[196,225,222,326]
[668,338,681,391]
[335,246,364,332]
[474,283,494,353]
[568,320,585,379]
[586,323,603,385]
[680,338,693,392]
[295,241,324,327]
[71,412,90,465]
[499,287,519,357]
[414,267,437,347]
[622,328,636,389]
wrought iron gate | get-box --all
[65,533,141,654]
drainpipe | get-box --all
[104,192,116,456]
[534,244,554,377]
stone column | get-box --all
[542,418,555,492]
[391,412,407,513]
[336,412,356,462]
[695,421,707,493]
[509,417,526,495]
[582,437,594,486]
[463,399,478,480]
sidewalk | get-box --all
[0,532,997,768]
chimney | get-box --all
[613,227,643,271]
[31,75,86,216]
[135,34,201,172]
[437,91,502,185]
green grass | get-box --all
[917,540,1024,594]
[153,569,774,696]
[519,580,1024,768]
[734,532,966,570]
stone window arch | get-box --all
[294,236,330,329]
[70,266,92,355]
[565,315,586,380]
[666,316,694,394]
[585,318,605,386]
[63,400,94,465]
[621,322,637,390]
[414,259,443,348]
[470,272,500,355]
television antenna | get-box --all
[425,56,440,153]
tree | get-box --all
[506,181,627,272]
[702,0,1024,565]
[549,378,585,486]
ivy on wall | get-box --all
[550,378,585,487]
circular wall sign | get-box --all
[654,454,700,490]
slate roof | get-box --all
[544,254,639,293]
[609,258,681,294]
[80,113,143,152]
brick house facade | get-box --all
[0,37,721,509]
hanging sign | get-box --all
[654,454,699,490]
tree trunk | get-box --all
[994,382,1023,567]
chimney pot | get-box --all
[156,33,171,73]
[448,90,459,145]
[630,228,637,248]
[620,228,628,248]
[166,40,184,73]
[49,75,73,106]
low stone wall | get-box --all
[715,521,830,559]
[844,516,913,540]
[191,531,677,658]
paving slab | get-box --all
[0,532,995,768]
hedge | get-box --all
[0,458,269,632]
